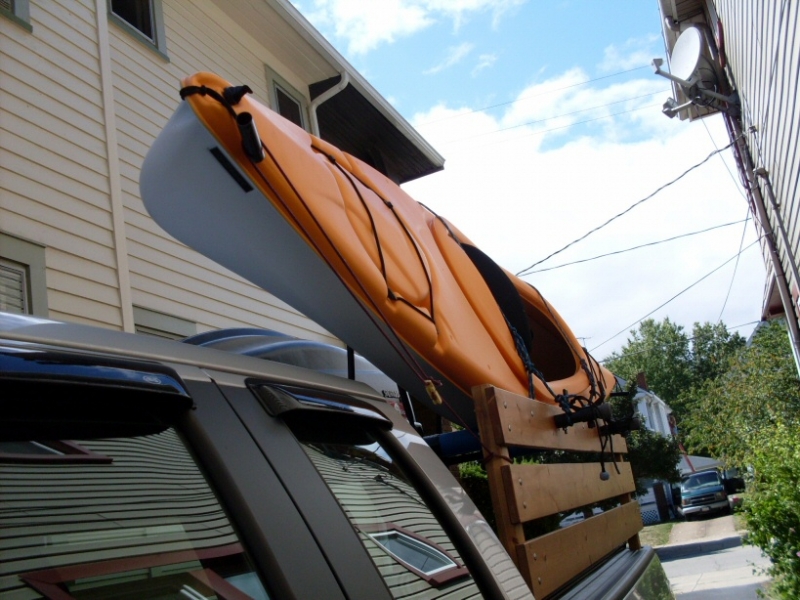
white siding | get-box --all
[713,0,800,309]
[0,1,123,328]
[1,0,337,341]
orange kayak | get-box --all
[141,72,615,428]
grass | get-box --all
[639,521,676,547]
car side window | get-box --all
[0,428,271,600]
[256,384,481,599]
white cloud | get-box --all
[599,34,662,72]
[296,0,526,54]
[424,42,475,74]
[471,53,498,76]
[405,76,764,358]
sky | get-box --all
[290,0,765,360]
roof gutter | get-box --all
[308,71,350,137]
[268,0,444,170]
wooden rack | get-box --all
[472,385,642,598]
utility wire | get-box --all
[599,319,761,362]
[417,65,651,126]
[516,136,741,276]
[590,240,759,353]
[437,90,667,144]
[717,212,752,323]
[456,102,662,149]
[525,219,747,273]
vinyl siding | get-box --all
[713,0,800,305]
[107,0,333,339]
[1,0,336,342]
[0,0,120,327]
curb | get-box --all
[654,534,745,561]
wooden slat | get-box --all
[478,385,627,453]
[474,389,526,556]
[501,462,635,523]
[517,502,643,598]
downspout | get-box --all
[308,71,350,137]
[727,114,800,371]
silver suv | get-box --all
[0,313,672,599]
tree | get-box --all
[604,318,744,423]
[604,318,692,405]
[683,320,800,466]
[679,320,800,599]
[690,321,746,383]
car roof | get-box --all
[0,312,384,400]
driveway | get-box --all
[655,515,772,598]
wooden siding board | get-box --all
[48,289,123,327]
[1,114,108,179]
[0,90,107,160]
[0,35,102,102]
[33,5,101,74]
[0,132,109,193]
[167,0,272,97]
[0,71,106,141]
[0,168,111,225]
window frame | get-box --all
[107,0,168,60]
[265,64,309,130]
[363,523,470,586]
[0,232,47,317]
[0,0,32,32]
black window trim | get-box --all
[107,0,169,61]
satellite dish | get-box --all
[651,24,738,119]
[670,27,704,83]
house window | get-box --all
[0,0,31,32]
[0,259,28,314]
[108,0,168,58]
[0,233,47,317]
[134,306,196,340]
[265,65,308,130]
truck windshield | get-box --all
[682,471,721,490]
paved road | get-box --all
[655,515,772,599]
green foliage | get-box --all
[682,321,800,466]
[604,318,693,405]
[744,421,800,599]
[677,320,800,599]
[604,318,744,419]
[624,428,682,492]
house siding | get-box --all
[712,0,800,311]
[1,0,337,341]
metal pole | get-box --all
[728,116,800,371]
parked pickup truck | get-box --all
[678,470,733,520]
[0,312,673,599]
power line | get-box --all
[457,101,662,149]
[599,319,761,362]
[590,240,759,353]
[525,219,747,274]
[516,136,742,276]
[417,65,652,126]
[437,90,667,145]
[716,212,752,323]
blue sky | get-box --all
[291,0,765,358]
